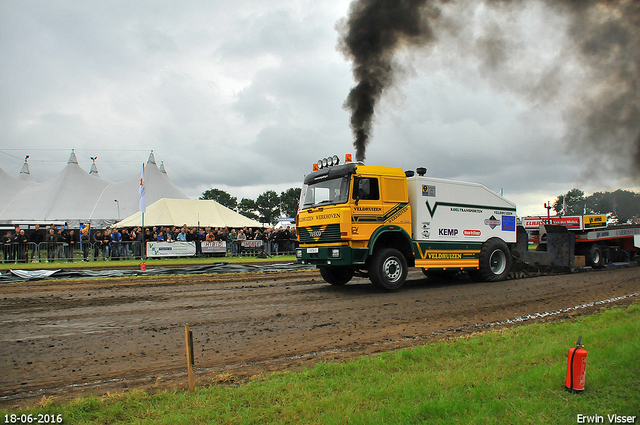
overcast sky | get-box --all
[1,0,638,217]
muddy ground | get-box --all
[1,265,639,407]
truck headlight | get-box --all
[331,249,340,258]
[296,249,302,258]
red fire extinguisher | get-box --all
[140,262,146,271]
[565,336,587,393]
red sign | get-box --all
[522,216,583,230]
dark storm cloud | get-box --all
[338,0,640,178]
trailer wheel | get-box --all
[585,244,604,269]
[319,266,354,285]
[477,238,511,282]
[369,248,408,290]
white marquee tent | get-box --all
[0,151,189,228]
[114,198,263,229]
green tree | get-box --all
[200,188,237,210]
[237,198,259,221]
[256,190,281,225]
[553,188,585,215]
[585,189,640,223]
[280,187,302,218]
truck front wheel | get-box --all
[369,248,408,290]
[319,266,354,285]
[477,238,511,282]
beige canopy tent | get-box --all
[113,198,263,229]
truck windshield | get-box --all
[299,176,350,210]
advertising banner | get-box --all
[202,240,227,254]
[522,216,583,230]
[584,214,607,229]
[146,241,196,257]
[241,240,263,248]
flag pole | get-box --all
[140,163,147,260]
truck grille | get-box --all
[298,224,342,243]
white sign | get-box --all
[241,240,263,248]
[146,241,196,257]
[202,240,227,254]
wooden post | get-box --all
[185,323,194,391]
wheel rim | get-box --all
[592,249,600,264]
[489,249,506,275]
[383,257,402,282]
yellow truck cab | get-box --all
[297,155,517,290]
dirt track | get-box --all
[1,265,639,407]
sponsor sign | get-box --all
[464,229,481,237]
[584,214,607,229]
[422,185,436,197]
[438,229,459,237]
[421,222,431,239]
[202,240,227,254]
[241,240,263,248]
[502,215,516,232]
[147,241,196,257]
[484,215,501,230]
[522,216,583,230]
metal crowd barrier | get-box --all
[0,239,299,264]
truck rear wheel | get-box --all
[319,266,354,285]
[585,244,604,268]
[477,238,511,282]
[369,248,408,290]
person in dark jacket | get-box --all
[92,230,102,260]
[56,228,66,260]
[45,228,57,263]
[2,231,13,262]
[80,228,91,261]
[66,229,77,262]
[29,224,44,261]
[16,230,28,263]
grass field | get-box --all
[2,302,638,424]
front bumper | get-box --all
[296,245,368,266]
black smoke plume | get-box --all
[338,0,438,161]
[338,0,640,179]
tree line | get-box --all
[200,188,301,225]
[552,188,640,223]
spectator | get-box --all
[45,228,57,263]
[2,231,12,262]
[92,230,103,260]
[176,228,187,241]
[121,228,132,259]
[80,228,91,261]
[102,229,111,260]
[236,229,246,254]
[56,228,66,260]
[67,229,77,262]
[29,224,44,261]
[229,229,237,256]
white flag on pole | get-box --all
[139,164,146,213]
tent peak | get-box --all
[89,156,100,176]
[159,161,167,174]
[20,156,31,175]
[68,150,78,164]
[147,150,156,165]
[19,155,34,181]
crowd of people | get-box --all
[1,223,298,263]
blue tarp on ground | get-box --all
[0,263,315,283]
